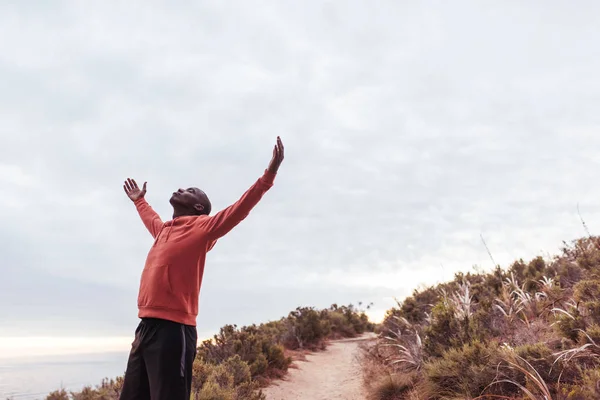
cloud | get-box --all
[1,0,600,337]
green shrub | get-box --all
[483,266,506,297]
[264,343,290,371]
[571,237,600,271]
[560,368,600,399]
[283,307,331,350]
[581,323,600,345]
[192,357,211,393]
[555,307,587,342]
[192,356,265,400]
[525,256,547,279]
[328,310,356,337]
[574,280,600,322]
[389,286,442,327]
[341,304,370,334]
[548,258,584,289]
[197,324,291,378]
[509,259,528,282]
[222,355,251,386]
[46,389,69,400]
[423,341,506,399]
[195,378,236,400]
[422,301,466,357]
[396,297,423,325]
[514,343,561,385]
[70,387,103,400]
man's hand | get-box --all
[124,178,147,202]
[267,136,285,174]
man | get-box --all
[119,137,285,400]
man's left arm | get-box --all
[202,136,284,241]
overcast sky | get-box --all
[1,1,600,341]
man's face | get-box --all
[170,187,204,213]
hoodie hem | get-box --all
[138,306,197,326]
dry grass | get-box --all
[485,345,555,400]
[359,342,417,400]
[379,316,424,371]
[363,236,600,400]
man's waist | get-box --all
[140,316,195,328]
[139,306,197,327]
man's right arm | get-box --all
[133,198,164,238]
[123,178,163,238]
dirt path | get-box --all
[263,334,375,400]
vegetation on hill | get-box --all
[361,236,600,400]
[41,303,374,400]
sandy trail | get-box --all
[263,334,375,400]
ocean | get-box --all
[0,351,129,400]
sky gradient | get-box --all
[2,1,600,347]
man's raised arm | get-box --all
[124,178,163,238]
[203,137,285,240]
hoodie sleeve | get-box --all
[133,198,164,238]
[203,170,276,240]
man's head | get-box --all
[170,187,212,217]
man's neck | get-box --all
[172,209,195,219]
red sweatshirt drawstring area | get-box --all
[132,170,276,326]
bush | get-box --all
[400,288,440,325]
[574,280,600,323]
[46,390,69,400]
[422,301,468,357]
[197,324,291,378]
[362,237,600,400]
[560,368,600,399]
[195,378,236,400]
[570,237,600,271]
[423,341,506,399]
[192,354,269,399]
[514,343,562,385]
[364,237,600,400]
[282,307,331,350]
[555,307,587,342]
[327,311,356,337]
[70,387,105,400]
[581,323,600,345]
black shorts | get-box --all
[120,318,197,400]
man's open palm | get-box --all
[124,178,147,202]
[267,136,285,174]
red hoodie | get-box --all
[133,170,276,326]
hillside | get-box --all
[39,304,373,400]
[362,236,600,400]
[29,237,600,400]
